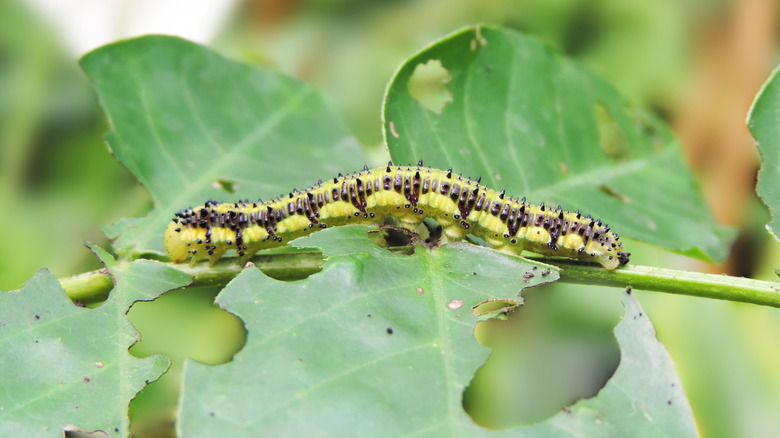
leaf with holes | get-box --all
[383,25,734,263]
[80,36,367,259]
[0,259,191,437]
[748,65,780,242]
[176,226,695,437]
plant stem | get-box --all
[550,259,780,307]
[58,251,780,308]
[61,251,326,305]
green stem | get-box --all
[59,252,780,308]
[549,259,780,307]
[62,251,326,305]
[59,269,115,304]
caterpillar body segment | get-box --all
[165,162,630,269]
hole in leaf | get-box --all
[407,59,453,113]
[463,283,620,428]
[372,226,414,246]
[367,217,443,254]
[595,103,629,162]
[472,299,519,317]
[367,226,415,256]
[64,429,110,437]
[212,178,238,194]
[127,286,246,436]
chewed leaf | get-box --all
[177,226,557,436]
[0,261,191,436]
[177,226,696,436]
[748,65,780,242]
[383,25,734,263]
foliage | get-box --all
[749,65,780,242]
[1,20,779,438]
[384,26,733,262]
[0,254,188,436]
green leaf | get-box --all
[0,260,191,437]
[177,226,695,436]
[177,226,553,435]
[748,64,780,242]
[79,36,367,259]
[383,25,734,263]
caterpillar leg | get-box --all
[237,242,263,266]
[440,224,468,243]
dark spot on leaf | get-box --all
[386,327,394,335]
[407,59,453,113]
[541,269,551,277]
[83,377,90,383]
[35,315,40,320]
[597,184,629,203]
[667,400,672,405]
[627,105,666,152]
[626,286,632,294]
[367,314,371,317]
[523,272,534,282]
[472,272,477,276]
[115,428,119,432]
[144,379,150,384]
[209,412,215,417]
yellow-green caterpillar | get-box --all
[165,162,629,269]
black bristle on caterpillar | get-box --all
[165,162,630,269]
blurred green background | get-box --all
[2,0,779,437]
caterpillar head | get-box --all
[164,220,189,263]
[618,251,630,266]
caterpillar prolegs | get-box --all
[165,162,630,269]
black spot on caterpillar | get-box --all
[165,162,630,269]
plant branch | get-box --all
[58,250,780,308]
[548,259,780,307]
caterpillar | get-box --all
[165,162,629,269]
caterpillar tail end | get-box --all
[164,220,189,263]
